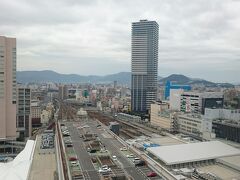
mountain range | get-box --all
[16,70,234,87]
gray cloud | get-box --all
[0,0,240,83]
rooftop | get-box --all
[0,140,35,180]
[147,141,240,165]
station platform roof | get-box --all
[0,140,35,180]
[147,141,240,165]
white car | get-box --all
[112,155,117,161]
[100,149,108,153]
[82,125,90,128]
[98,167,111,173]
[133,157,141,163]
[120,147,127,151]
[101,165,108,169]
[70,161,79,166]
[126,154,134,158]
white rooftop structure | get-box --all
[77,108,87,116]
[0,140,36,180]
[147,141,240,165]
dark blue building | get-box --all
[165,81,191,99]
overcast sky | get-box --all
[1,0,240,83]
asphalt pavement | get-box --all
[65,119,161,180]
[66,122,100,180]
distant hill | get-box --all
[17,70,234,87]
[16,70,132,85]
[159,74,234,88]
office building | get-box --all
[58,85,68,100]
[212,120,240,143]
[169,89,184,111]
[0,36,17,140]
[204,108,240,143]
[150,103,177,132]
[165,81,191,100]
[178,114,214,139]
[181,92,223,114]
[131,20,159,113]
[16,87,31,139]
[204,108,240,121]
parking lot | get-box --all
[39,130,55,154]
[60,116,163,180]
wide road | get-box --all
[65,118,160,180]
[66,122,100,180]
[87,118,152,180]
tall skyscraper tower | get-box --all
[131,20,159,113]
[0,36,17,140]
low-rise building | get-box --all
[212,120,240,143]
[178,114,214,139]
[117,113,141,121]
[204,108,240,121]
[203,108,240,143]
[31,100,41,127]
[169,89,184,111]
[41,110,50,125]
[181,92,223,114]
[150,103,177,132]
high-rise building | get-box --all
[17,87,31,139]
[58,85,68,100]
[131,20,159,113]
[0,36,17,140]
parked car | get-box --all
[120,147,127,151]
[66,144,73,147]
[133,157,141,163]
[101,165,108,169]
[135,160,145,167]
[98,167,111,174]
[126,154,134,158]
[147,172,157,177]
[69,157,77,161]
[100,149,108,153]
[112,155,117,161]
[90,149,97,153]
[70,161,78,166]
